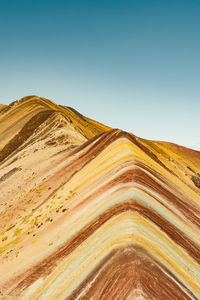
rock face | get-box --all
[0,96,200,300]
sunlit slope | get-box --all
[0,96,111,163]
[60,105,111,138]
[0,104,7,111]
[0,125,200,299]
[139,137,200,194]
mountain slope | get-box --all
[0,97,200,300]
[0,104,7,111]
[0,96,110,163]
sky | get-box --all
[0,0,200,148]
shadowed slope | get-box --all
[0,98,200,300]
[0,96,111,163]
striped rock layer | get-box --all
[0,96,200,300]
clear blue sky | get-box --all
[0,0,200,148]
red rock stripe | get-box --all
[6,200,200,297]
[69,246,197,300]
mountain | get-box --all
[0,96,200,299]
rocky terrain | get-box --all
[0,96,200,299]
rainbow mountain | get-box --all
[0,96,200,299]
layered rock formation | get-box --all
[0,96,200,299]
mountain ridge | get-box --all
[1,95,199,152]
[0,96,200,299]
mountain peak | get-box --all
[0,96,199,299]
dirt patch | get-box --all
[0,167,22,183]
[191,176,200,189]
